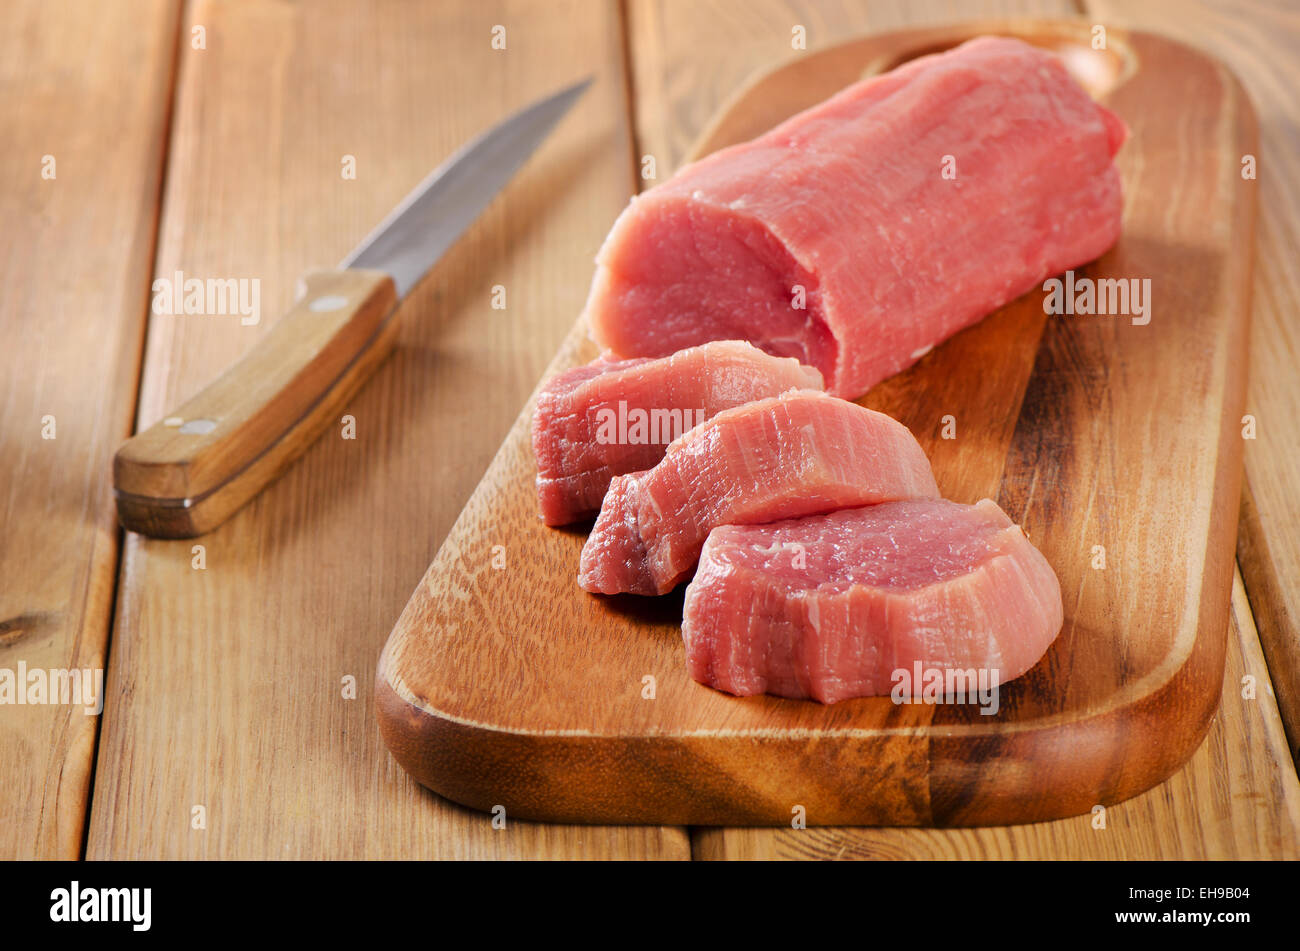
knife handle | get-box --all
[114,268,399,538]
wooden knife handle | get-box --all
[114,268,399,538]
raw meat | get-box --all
[582,36,1127,399]
[682,498,1063,703]
[532,340,823,525]
[577,390,939,595]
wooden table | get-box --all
[3,0,1297,860]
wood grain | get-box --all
[1086,0,1300,771]
[693,570,1300,858]
[376,20,1259,826]
[0,0,179,859]
[85,0,686,859]
[114,269,399,537]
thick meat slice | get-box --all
[682,499,1063,703]
[584,36,1127,398]
[532,340,823,525]
[577,390,939,595]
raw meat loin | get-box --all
[577,390,939,595]
[532,340,823,525]
[583,36,1127,399]
[682,499,1063,703]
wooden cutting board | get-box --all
[375,19,1257,826]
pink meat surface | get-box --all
[682,499,1063,703]
[583,36,1127,399]
[577,390,939,595]
[532,340,823,525]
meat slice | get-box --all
[583,36,1127,399]
[532,340,823,525]
[682,499,1063,703]
[577,390,939,595]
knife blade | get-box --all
[342,77,590,296]
[113,78,591,538]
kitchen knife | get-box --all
[114,78,591,538]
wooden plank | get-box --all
[85,0,687,859]
[1085,0,1300,768]
[694,571,1300,858]
[0,0,179,859]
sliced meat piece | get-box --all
[532,340,823,525]
[583,35,1127,398]
[577,390,939,595]
[682,498,1063,703]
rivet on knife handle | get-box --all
[113,269,398,538]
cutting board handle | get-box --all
[113,268,398,538]
[859,21,1138,98]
